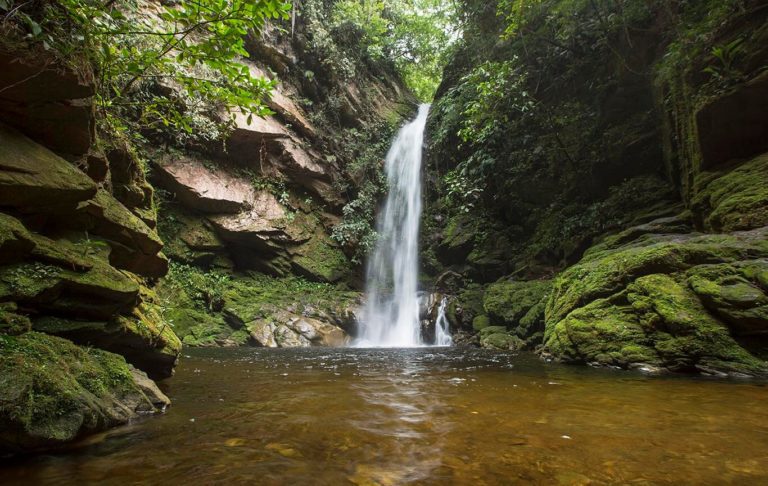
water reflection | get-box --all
[2,348,768,485]
[350,350,451,483]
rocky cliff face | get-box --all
[0,50,179,452]
[427,0,768,376]
[0,0,413,453]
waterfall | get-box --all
[356,104,431,347]
[434,298,453,347]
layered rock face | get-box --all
[428,1,768,375]
[150,9,414,349]
[0,52,180,453]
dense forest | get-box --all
[1,0,767,481]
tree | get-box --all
[331,0,458,101]
[1,0,291,140]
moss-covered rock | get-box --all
[0,125,97,209]
[483,279,551,343]
[687,260,768,336]
[449,284,485,330]
[692,153,768,232]
[543,224,768,376]
[0,304,31,336]
[0,332,169,454]
[290,231,349,283]
[472,314,491,331]
[478,326,525,351]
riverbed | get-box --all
[2,348,768,485]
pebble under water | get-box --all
[2,347,768,485]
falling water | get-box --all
[434,298,453,347]
[356,104,431,347]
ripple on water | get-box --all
[2,347,768,485]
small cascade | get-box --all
[434,297,453,347]
[356,105,431,347]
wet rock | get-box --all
[155,155,256,214]
[288,317,349,347]
[249,321,279,348]
[0,332,167,454]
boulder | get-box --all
[478,326,525,351]
[0,125,97,209]
[155,155,256,214]
[542,224,768,376]
[0,52,95,155]
[483,279,551,344]
[0,332,167,454]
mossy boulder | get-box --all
[449,284,485,330]
[687,260,768,336]
[478,326,525,351]
[483,279,551,343]
[543,223,768,376]
[32,302,181,380]
[472,314,491,331]
[0,332,169,454]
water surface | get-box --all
[3,347,768,485]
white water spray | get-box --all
[434,298,453,347]
[356,104,431,347]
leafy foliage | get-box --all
[328,0,458,100]
[331,121,397,263]
[166,262,230,312]
[1,0,291,142]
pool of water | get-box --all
[2,347,768,485]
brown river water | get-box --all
[2,347,768,485]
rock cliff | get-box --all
[426,0,768,376]
[0,0,412,453]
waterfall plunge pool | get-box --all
[3,347,768,484]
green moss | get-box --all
[291,233,349,283]
[483,279,551,339]
[478,326,524,351]
[546,230,768,327]
[0,305,31,336]
[157,269,359,348]
[544,273,767,375]
[0,332,156,452]
[693,154,768,232]
[472,315,491,331]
